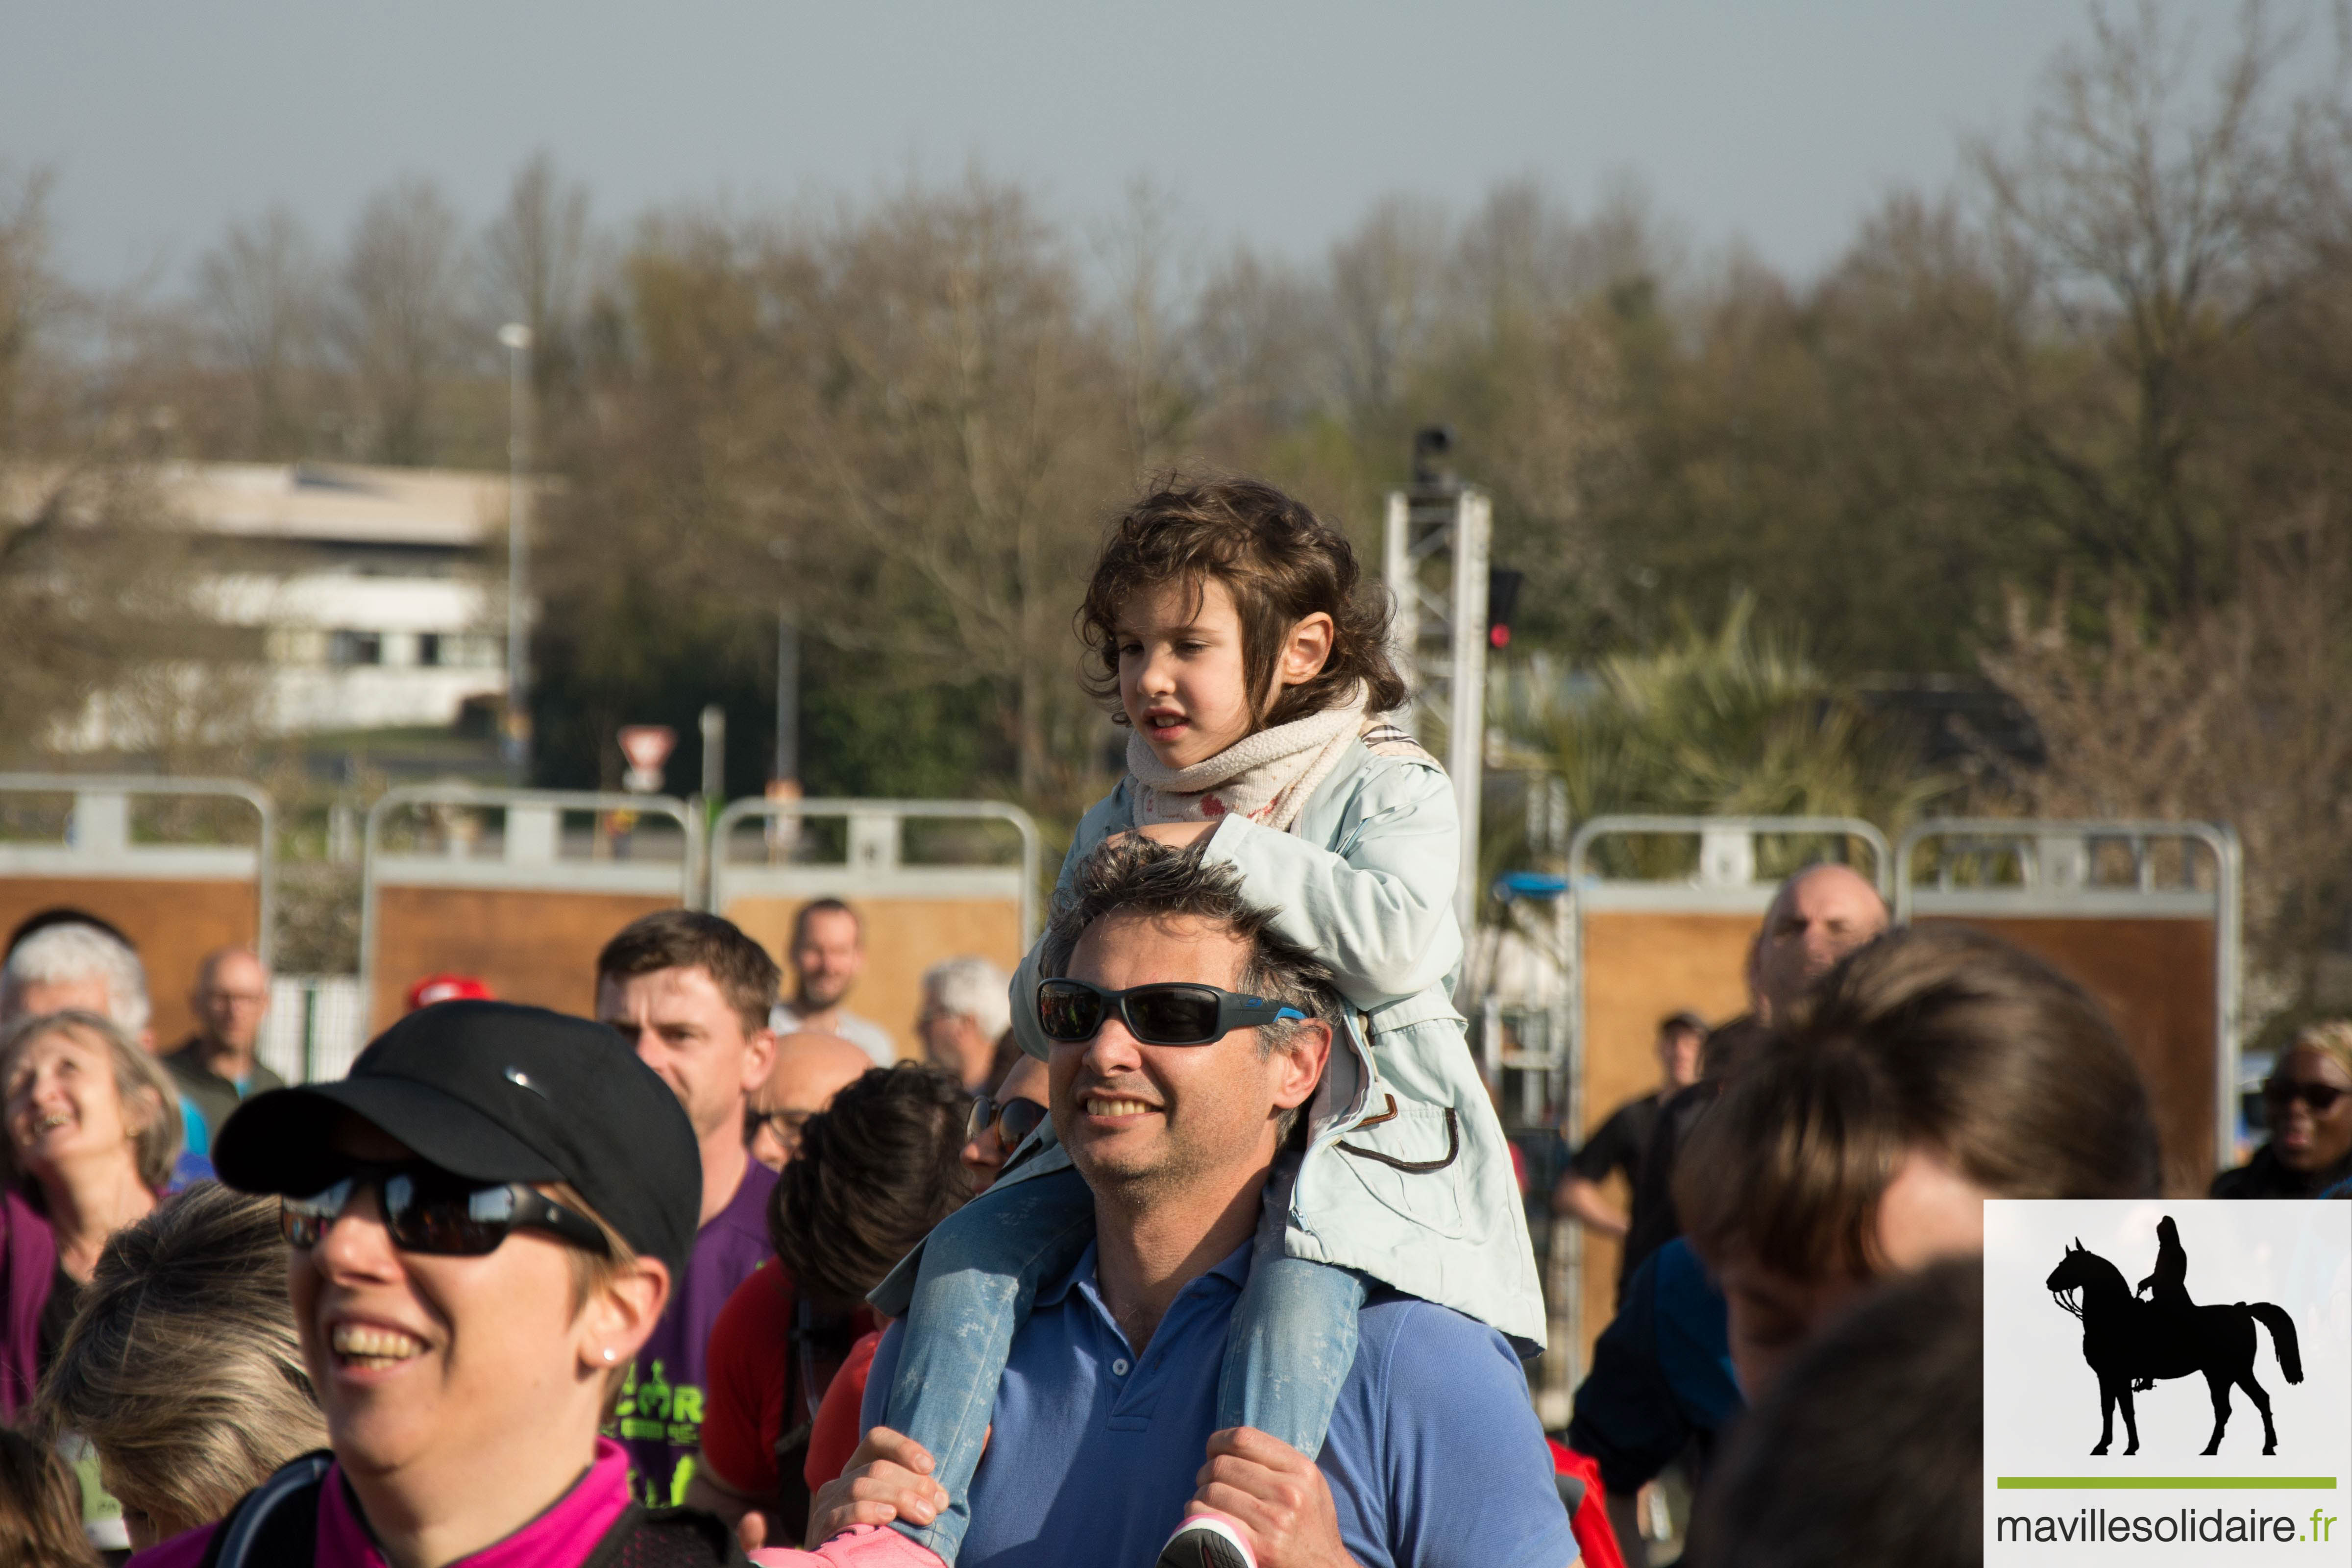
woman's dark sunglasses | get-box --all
[1036,979,1306,1047]
[966,1094,1049,1150]
[282,1161,611,1258]
[2264,1079,2347,1113]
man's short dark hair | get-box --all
[790,897,862,950]
[1682,1260,1981,1568]
[1040,838,1339,1058]
[596,910,780,1036]
[1660,1010,1707,1038]
[767,1062,972,1307]
[1042,839,1337,1147]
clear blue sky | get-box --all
[0,1,2218,291]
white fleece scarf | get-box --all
[1128,692,1372,833]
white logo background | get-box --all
[1984,1200,2351,1564]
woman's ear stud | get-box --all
[603,1348,617,1364]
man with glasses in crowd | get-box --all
[164,945,284,1145]
[820,840,1574,1568]
[751,1032,875,1170]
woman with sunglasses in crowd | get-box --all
[2212,1020,2352,1199]
[130,1000,751,1568]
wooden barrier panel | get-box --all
[368,886,680,1034]
[722,895,1029,1062]
[708,799,1041,1066]
[1913,914,2219,1192]
[0,777,273,1048]
[1571,907,1759,1369]
[0,878,259,1047]
[362,788,699,1039]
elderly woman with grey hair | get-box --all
[0,1010,183,1421]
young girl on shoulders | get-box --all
[789,476,1543,1568]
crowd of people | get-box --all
[0,473,2343,1568]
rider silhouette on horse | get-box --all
[2047,1223,2302,1457]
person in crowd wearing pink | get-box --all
[773,903,895,1069]
[130,1000,744,1568]
[749,1034,874,1172]
[594,911,782,1506]
[0,1010,181,1421]
[915,959,1011,1094]
[693,1064,973,1551]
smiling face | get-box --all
[791,908,865,1011]
[1048,911,1323,1212]
[2267,1043,2352,1173]
[596,965,775,1149]
[3,1022,147,1183]
[286,1120,641,1495]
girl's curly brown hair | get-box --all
[1078,475,1409,729]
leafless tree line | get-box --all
[4,3,2351,1017]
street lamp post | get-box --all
[498,323,534,779]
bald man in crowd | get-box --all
[749,1030,875,1169]
[164,946,284,1143]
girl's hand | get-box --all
[805,1427,950,1547]
[1132,821,1219,848]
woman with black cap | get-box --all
[128,999,752,1568]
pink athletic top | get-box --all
[130,1437,635,1568]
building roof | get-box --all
[155,461,510,548]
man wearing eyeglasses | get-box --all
[749,1032,875,1170]
[827,839,1575,1568]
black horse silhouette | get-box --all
[2046,1230,2303,1456]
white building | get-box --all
[174,462,514,733]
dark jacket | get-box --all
[2211,1143,2352,1200]
[0,1187,57,1422]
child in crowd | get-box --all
[816,476,1544,1568]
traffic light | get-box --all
[1488,568,1524,649]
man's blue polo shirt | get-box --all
[862,1241,1578,1568]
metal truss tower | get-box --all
[1383,431,1490,936]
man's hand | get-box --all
[1189,1426,1360,1568]
[1131,820,1220,848]
[805,1426,951,1548]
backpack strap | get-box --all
[196,1451,333,1568]
[579,1503,754,1566]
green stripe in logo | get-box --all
[1997,1477,2339,1490]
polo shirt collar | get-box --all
[1036,1237,1255,1315]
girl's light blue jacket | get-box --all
[877,737,1547,1352]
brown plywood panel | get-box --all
[370,886,679,1033]
[723,896,1027,1064]
[0,878,259,1048]
[1912,914,2217,1193]
[1573,910,1759,1364]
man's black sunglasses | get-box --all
[282,1161,611,1258]
[1037,979,1307,1047]
[966,1093,1050,1150]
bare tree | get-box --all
[334,177,470,465]
[1971,0,2305,615]
[482,151,592,399]
[195,206,326,458]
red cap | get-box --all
[405,973,495,1012]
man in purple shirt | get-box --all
[595,910,783,1506]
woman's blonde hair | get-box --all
[35,1183,325,1541]
[2285,1020,2352,1083]
[0,1010,182,1192]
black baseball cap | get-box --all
[215,1000,701,1283]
